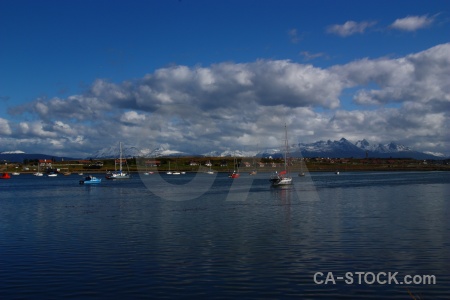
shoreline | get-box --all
[8,167,450,175]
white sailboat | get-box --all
[33,163,44,176]
[206,163,214,175]
[269,124,293,186]
[166,161,172,175]
[106,142,131,179]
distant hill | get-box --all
[0,153,79,163]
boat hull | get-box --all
[79,177,102,184]
[106,172,131,179]
[270,176,293,186]
[1,173,11,179]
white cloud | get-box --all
[333,43,450,107]
[120,111,147,125]
[4,43,450,157]
[0,118,11,135]
[288,28,301,43]
[327,20,377,37]
[390,15,434,31]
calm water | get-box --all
[0,171,449,299]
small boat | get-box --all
[228,155,240,178]
[249,156,257,175]
[270,170,292,186]
[1,172,11,179]
[206,164,214,175]
[63,172,72,176]
[335,171,340,175]
[79,175,102,185]
[105,142,131,179]
[270,125,293,186]
[12,172,20,176]
[34,164,44,176]
[166,161,172,175]
[229,171,240,179]
[47,173,58,177]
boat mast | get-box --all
[119,142,123,173]
[284,124,288,173]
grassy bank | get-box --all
[3,157,449,174]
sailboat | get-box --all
[106,142,131,179]
[172,158,182,175]
[33,163,44,176]
[249,157,257,175]
[228,155,240,178]
[298,159,305,176]
[206,162,214,174]
[269,124,293,186]
[166,161,173,175]
[1,172,11,179]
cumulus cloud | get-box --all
[120,111,147,125]
[3,43,450,157]
[390,15,434,31]
[0,118,12,135]
[327,20,377,37]
[288,28,301,43]
[333,43,450,108]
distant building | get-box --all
[39,159,52,168]
[145,160,161,167]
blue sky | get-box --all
[0,0,449,157]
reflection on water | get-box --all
[0,172,449,299]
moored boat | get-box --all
[228,155,240,178]
[79,175,102,185]
[1,172,11,179]
[270,124,293,186]
[105,142,131,179]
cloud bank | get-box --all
[327,20,377,37]
[390,15,435,31]
[3,43,450,157]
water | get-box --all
[1,171,449,299]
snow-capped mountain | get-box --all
[203,149,258,157]
[89,144,187,158]
[355,139,412,153]
[90,144,144,158]
[89,139,447,160]
[0,150,25,154]
[147,145,187,157]
[288,138,443,159]
[294,138,362,157]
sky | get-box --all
[0,0,449,158]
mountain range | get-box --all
[88,138,447,160]
[1,138,447,162]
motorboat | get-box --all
[79,175,102,185]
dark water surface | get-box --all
[1,171,449,299]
